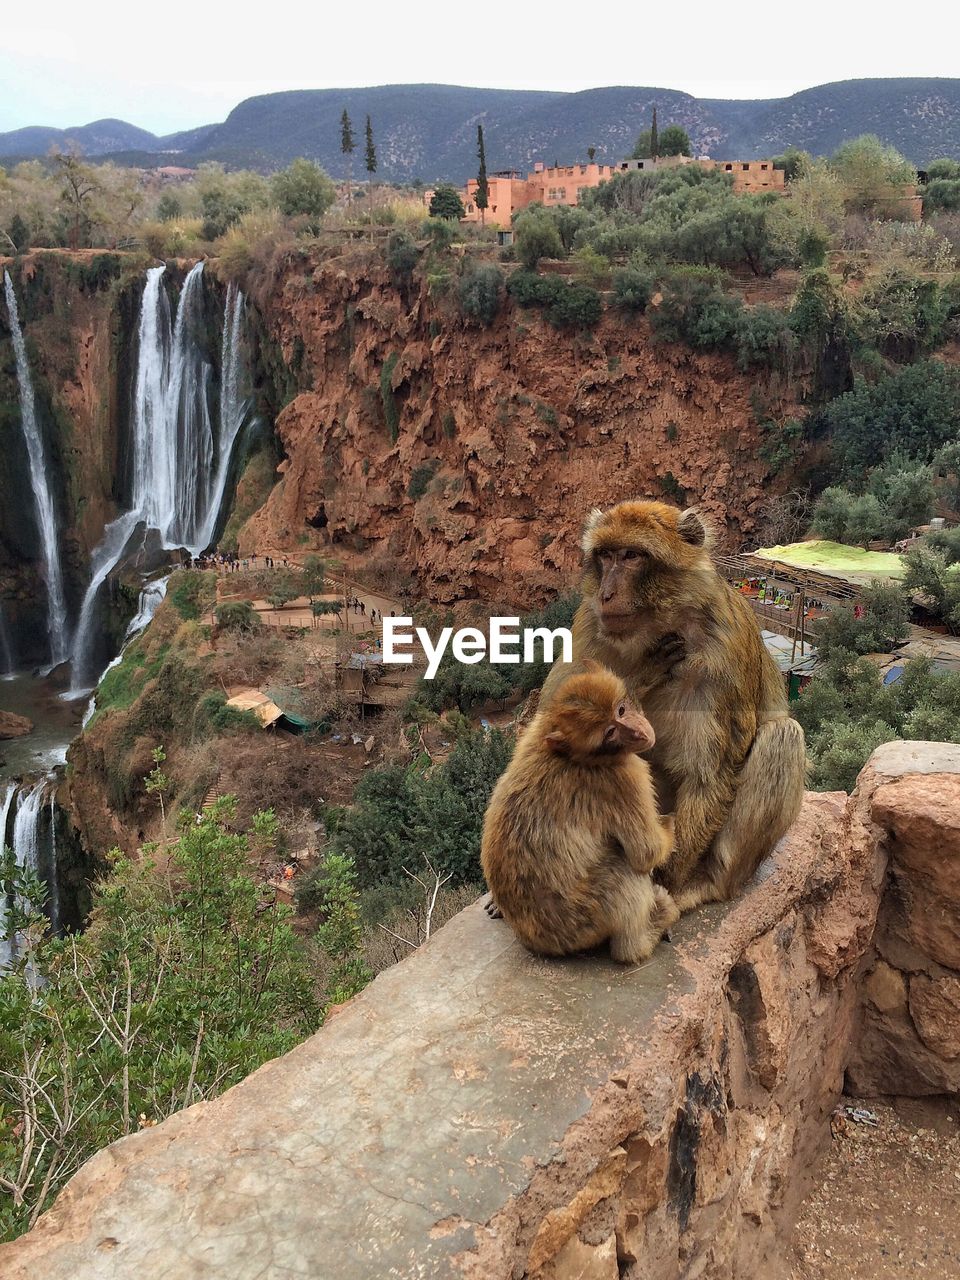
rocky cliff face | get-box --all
[240,252,785,605]
[6,743,959,1280]
[0,253,140,657]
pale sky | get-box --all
[0,1,953,135]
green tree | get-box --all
[364,115,377,178]
[650,105,659,157]
[0,806,320,1238]
[54,151,100,249]
[156,192,181,222]
[271,158,336,228]
[301,554,326,601]
[514,208,564,268]
[340,108,355,203]
[830,134,917,213]
[659,124,692,157]
[314,853,372,1005]
[810,486,857,542]
[475,124,489,226]
[458,263,504,325]
[7,212,29,251]
[814,581,910,661]
[428,184,465,220]
[773,147,810,181]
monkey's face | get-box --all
[545,669,656,761]
[581,501,709,635]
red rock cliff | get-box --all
[240,254,785,604]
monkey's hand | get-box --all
[481,891,503,921]
[645,632,686,682]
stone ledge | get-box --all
[0,779,885,1280]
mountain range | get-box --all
[2,79,959,182]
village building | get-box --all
[458,153,786,228]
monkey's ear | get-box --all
[677,508,707,546]
[544,730,567,753]
[580,508,606,556]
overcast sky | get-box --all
[1,1,954,134]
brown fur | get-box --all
[542,500,807,912]
[481,667,678,963]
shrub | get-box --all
[571,245,611,289]
[733,305,796,370]
[214,600,261,634]
[386,230,418,278]
[507,269,566,308]
[407,461,437,500]
[428,185,465,220]
[545,282,602,331]
[380,352,400,442]
[457,263,504,325]
[271,158,336,228]
[814,362,960,478]
[613,263,656,311]
[514,211,564,268]
[0,807,323,1236]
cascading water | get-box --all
[0,782,16,955]
[3,271,70,668]
[1,777,58,966]
[68,267,248,694]
[0,601,15,678]
[83,576,169,727]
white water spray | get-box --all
[68,267,248,694]
[3,271,70,667]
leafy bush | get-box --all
[407,461,438,500]
[545,281,602,330]
[733,305,796,370]
[380,352,400,442]
[457,263,504,325]
[814,581,910,661]
[650,269,741,350]
[271,158,336,228]
[386,230,418,278]
[813,362,960,478]
[795,656,960,790]
[0,805,325,1238]
[428,185,465,220]
[330,728,512,889]
[507,269,566,308]
[613,263,656,311]
[514,210,564,268]
[214,600,261,634]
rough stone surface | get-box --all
[846,749,960,1096]
[0,787,882,1280]
[5,744,960,1279]
[0,710,33,738]
[238,256,787,605]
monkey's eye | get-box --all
[622,548,644,562]
[604,725,617,741]
[617,705,626,717]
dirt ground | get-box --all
[791,1097,960,1279]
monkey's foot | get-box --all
[480,892,503,920]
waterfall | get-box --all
[0,782,16,954]
[0,601,15,679]
[82,576,169,726]
[3,271,70,668]
[68,267,248,694]
[1,778,55,966]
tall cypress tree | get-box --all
[650,106,659,160]
[341,108,356,204]
[475,124,489,226]
[365,115,377,177]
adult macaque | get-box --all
[541,500,806,911]
[481,665,677,963]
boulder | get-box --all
[0,710,33,739]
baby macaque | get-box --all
[481,663,678,963]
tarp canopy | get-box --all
[752,541,906,587]
[225,688,285,727]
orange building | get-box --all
[459,154,785,228]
